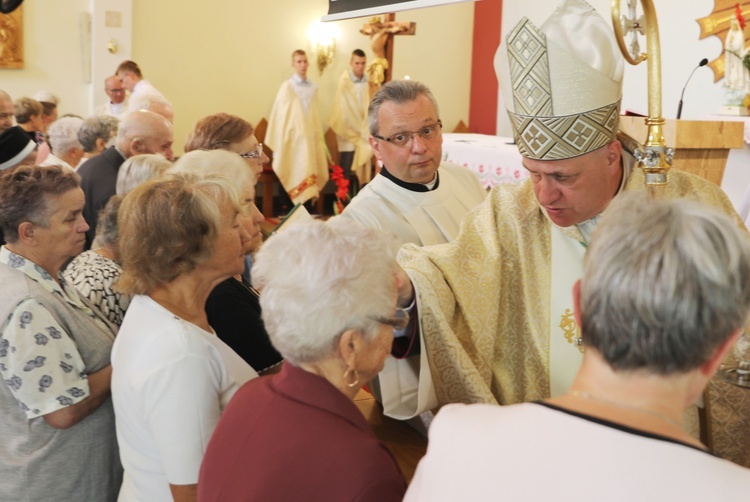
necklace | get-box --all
[565,390,682,427]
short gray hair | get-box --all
[78,115,119,153]
[581,192,750,374]
[92,195,123,250]
[47,117,84,155]
[252,218,399,365]
[368,80,439,136]
[116,154,172,195]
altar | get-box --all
[441,133,528,189]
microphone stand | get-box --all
[677,58,708,119]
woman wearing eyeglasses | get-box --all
[198,218,408,502]
[184,112,269,180]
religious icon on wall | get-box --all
[0,5,23,69]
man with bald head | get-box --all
[0,90,14,133]
[127,92,174,123]
[94,76,129,119]
[78,110,174,248]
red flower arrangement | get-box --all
[330,164,350,214]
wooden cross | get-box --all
[360,13,416,95]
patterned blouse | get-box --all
[63,250,130,326]
[0,246,111,418]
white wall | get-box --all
[132,0,474,155]
[1,0,91,116]
[1,0,473,157]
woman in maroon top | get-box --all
[198,218,407,502]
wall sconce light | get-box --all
[309,22,337,74]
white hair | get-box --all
[47,116,84,155]
[33,90,59,105]
[167,149,254,192]
[116,154,172,195]
[252,218,399,365]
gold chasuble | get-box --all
[396,161,750,466]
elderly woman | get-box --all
[77,115,119,166]
[115,153,172,195]
[0,165,121,501]
[40,116,85,171]
[405,193,750,501]
[169,150,282,373]
[184,112,269,180]
[63,196,130,326]
[198,218,408,501]
[111,171,258,502]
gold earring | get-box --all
[343,367,360,388]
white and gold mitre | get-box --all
[495,0,624,160]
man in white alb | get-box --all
[265,50,329,204]
[341,79,486,246]
[328,49,372,188]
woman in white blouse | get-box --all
[111,159,257,502]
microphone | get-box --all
[676,58,709,119]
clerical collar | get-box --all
[380,166,439,192]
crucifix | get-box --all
[360,13,416,96]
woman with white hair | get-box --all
[112,170,257,502]
[198,218,408,501]
[169,149,281,373]
[40,116,84,171]
[115,153,171,195]
[405,193,750,501]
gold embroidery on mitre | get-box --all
[506,18,552,117]
[509,101,620,160]
[559,308,584,354]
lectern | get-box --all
[619,116,745,186]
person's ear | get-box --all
[17,221,35,244]
[370,137,383,161]
[606,140,622,169]
[129,138,144,155]
[337,329,365,368]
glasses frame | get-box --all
[372,120,443,147]
[240,143,264,160]
[371,307,410,333]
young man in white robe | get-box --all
[341,79,486,246]
[328,49,372,188]
[266,50,329,205]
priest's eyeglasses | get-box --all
[240,144,264,159]
[372,121,442,147]
[371,307,411,334]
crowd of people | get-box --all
[2,0,750,500]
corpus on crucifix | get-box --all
[360,14,415,95]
